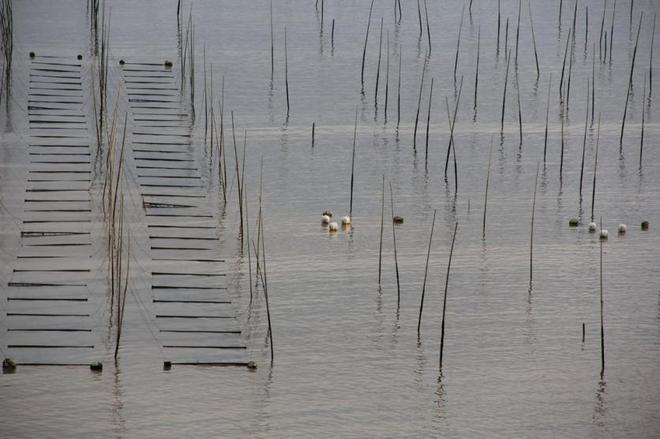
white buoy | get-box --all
[599,229,608,239]
[321,214,330,224]
[617,224,627,234]
[588,222,597,232]
[341,215,351,225]
[328,222,338,232]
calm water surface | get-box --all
[1,0,659,437]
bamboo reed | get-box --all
[579,79,590,199]
[385,31,390,123]
[528,0,540,79]
[474,26,480,113]
[424,0,431,53]
[483,137,493,238]
[609,0,616,63]
[543,74,552,163]
[417,209,437,337]
[453,6,465,90]
[599,216,605,377]
[375,18,384,109]
[640,74,646,168]
[260,212,274,363]
[349,108,358,219]
[620,12,643,151]
[361,0,376,93]
[284,25,290,118]
[439,221,458,373]
[501,49,511,135]
[529,163,539,287]
[425,77,434,163]
[389,182,401,311]
[413,56,428,152]
[378,175,385,286]
[591,114,601,222]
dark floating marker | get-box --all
[393,215,404,224]
[3,358,17,373]
[247,361,257,370]
[569,218,579,227]
[164,60,173,68]
[77,54,82,60]
[641,221,649,230]
[119,59,125,65]
[163,361,172,370]
[29,51,35,59]
[89,362,103,372]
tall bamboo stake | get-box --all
[397,44,402,132]
[640,74,646,168]
[270,0,274,81]
[650,13,656,97]
[417,209,437,338]
[543,74,552,163]
[423,0,431,53]
[599,215,605,378]
[439,221,458,374]
[375,17,384,109]
[385,31,390,123]
[591,114,601,222]
[609,0,616,63]
[349,108,358,219]
[331,18,335,52]
[591,45,596,126]
[361,0,376,93]
[453,6,465,90]
[529,163,539,287]
[390,182,401,311]
[528,0,540,79]
[560,104,565,182]
[413,56,428,152]
[514,0,521,66]
[378,175,385,286]
[620,12,643,151]
[231,112,244,245]
[599,0,607,61]
[516,71,523,146]
[579,79,590,199]
[260,212,274,364]
[483,137,493,238]
[497,0,501,55]
[417,0,423,40]
[245,182,254,307]
[425,77,434,163]
[505,18,509,58]
[284,25,290,118]
[559,28,572,101]
[566,37,574,110]
[445,77,464,179]
[501,49,512,135]
[585,5,589,55]
[474,25,481,113]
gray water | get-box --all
[1,0,660,437]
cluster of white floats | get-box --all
[321,210,350,232]
[570,218,650,239]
